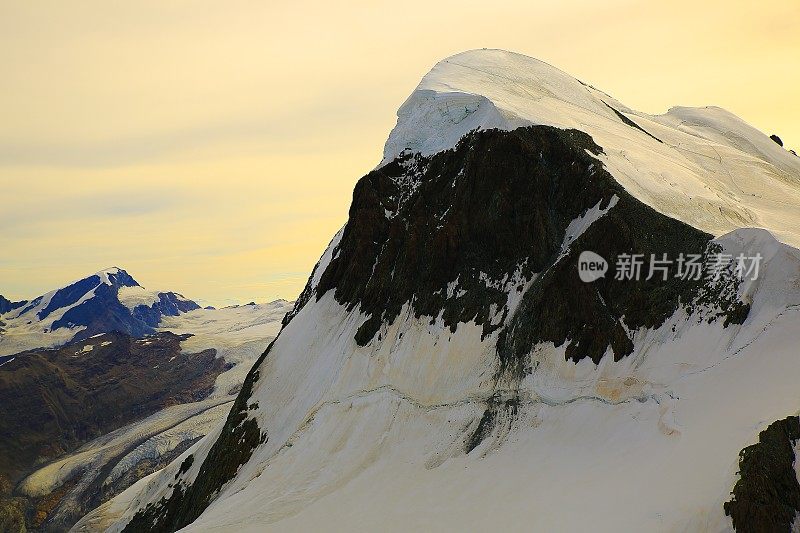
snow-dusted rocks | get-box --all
[83,50,800,533]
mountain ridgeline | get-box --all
[0,296,25,315]
[0,268,201,356]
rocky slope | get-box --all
[0,332,222,530]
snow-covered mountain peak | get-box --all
[94,266,138,287]
[383,49,800,250]
[6,267,140,322]
[382,49,603,163]
[0,268,200,355]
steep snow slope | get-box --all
[0,268,199,356]
[383,49,800,248]
[79,51,800,533]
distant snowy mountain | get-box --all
[78,50,800,533]
[0,267,200,355]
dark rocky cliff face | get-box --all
[725,416,800,533]
[123,125,750,532]
[0,296,26,315]
[313,125,746,365]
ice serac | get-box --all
[88,50,800,533]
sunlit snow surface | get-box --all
[78,50,800,532]
[384,49,800,248]
[116,286,163,310]
[158,301,292,398]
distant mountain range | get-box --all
[0,267,200,356]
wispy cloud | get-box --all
[0,86,386,168]
[0,189,187,233]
